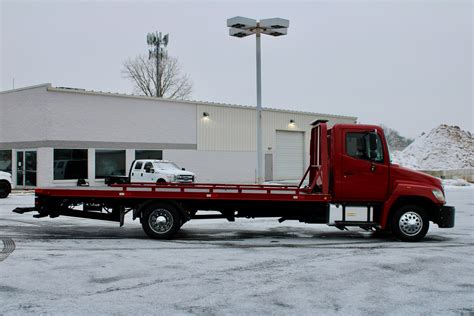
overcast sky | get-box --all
[1,0,472,137]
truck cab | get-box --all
[130,160,195,184]
[323,123,453,240]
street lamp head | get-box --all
[229,28,253,38]
[227,16,257,29]
[259,18,290,29]
[227,16,289,38]
[262,28,288,37]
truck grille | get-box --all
[177,175,194,183]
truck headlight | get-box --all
[432,189,445,202]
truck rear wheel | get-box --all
[141,203,181,239]
[0,181,11,199]
[391,205,429,242]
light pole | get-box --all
[147,32,169,97]
[227,17,289,184]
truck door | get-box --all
[339,129,389,202]
[130,161,143,182]
[142,162,156,183]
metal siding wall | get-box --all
[197,104,356,153]
[197,105,255,151]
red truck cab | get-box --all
[325,123,453,240]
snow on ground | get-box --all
[393,124,473,170]
[1,188,473,315]
[443,178,472,187]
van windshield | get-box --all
[154,162,180,170]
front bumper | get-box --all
[437,205,455,228]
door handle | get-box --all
[344,171,355,177]
[371,164,376,172]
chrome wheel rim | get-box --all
[149,209,173,234]
[399,211,423,236]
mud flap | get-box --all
[12,207,37,214]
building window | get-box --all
[0,150,12,173]
[95,150,126,178]
[135,150,163,160]
[54,149,88,180]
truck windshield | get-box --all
[154,162,180,170]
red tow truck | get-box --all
[13,121,455,242]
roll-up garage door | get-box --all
[275,131,304,180]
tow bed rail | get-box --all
[34,183,331,202]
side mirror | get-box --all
[181,168,186,171]
[368,132,378,160]
[368,132,378,151]
[145,167,154,173]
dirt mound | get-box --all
[393,124,473,170]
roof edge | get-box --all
[47,86,358,120]
[4,83,357,121]
[0,83,52,95]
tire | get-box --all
[391,205,429,242]
[141,203,181,239]
[0,181,11,199]
[157,179,167,184]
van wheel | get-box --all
[141,203,181,239]
[157,179,167,184]
[0,181,11,199]
[391,205,429,242]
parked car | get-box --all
[105,160,195,185]
[0,171,12,198]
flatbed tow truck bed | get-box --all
[13,180,335,237]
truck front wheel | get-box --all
[391,205,429,242]
[0,181,11,199]
[141,203,181,239]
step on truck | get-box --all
[13,121,455,242]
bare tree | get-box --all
[122,54,192,99]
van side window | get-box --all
[346,132,384,162]
[134,161,143,170]
[144,162,153,170]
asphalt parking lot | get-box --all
[1,187,473,315]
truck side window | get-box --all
[144,162,153,170]
[346,132,384,162]
[134,161,143,170]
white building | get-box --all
[0,83,356,188]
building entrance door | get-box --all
[16,150,37,187]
